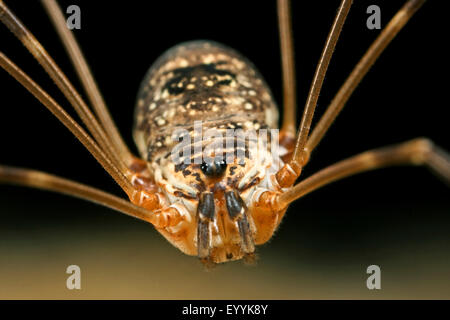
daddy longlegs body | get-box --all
[0,0,449,266]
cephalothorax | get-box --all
[132,41,285,263]
[0,0,448,266]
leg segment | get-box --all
[0,51,133,195]
[0,3,172,227]
[305,0,426,161]
[197,192,215,259]
[0,165,183,228]
[41,0,132,165]
[0,51,165,216]
[276,138,450,208]
[0,1,127,171]
[225,190,255,255]
[277,0,297,138]
[276,0,353,187]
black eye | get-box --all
[201,159,227,177]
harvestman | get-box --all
[0,0,449,265]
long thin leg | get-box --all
[0,2,168,216]
[276,0,353,187]
[0,51,133,195]
[0,165,182,228]
[305,0,426,158]
[276,138,450,208]
[0,1,126,172]
[41,0,133,165]
[277,0,297,138]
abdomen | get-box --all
[133,40,279,163]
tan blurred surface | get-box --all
[0,206,449,299]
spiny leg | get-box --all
[41,0,133,165]
[0,165,183,228]
[276,138,450,208]
[276,0,353,187]
[197,190,256,264]
[305,0,426,164]
[0,1,127,172]
[225,190,255,257]
[197,192,215,261]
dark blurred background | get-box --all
[0,0,448,298]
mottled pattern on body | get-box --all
[133,41,279,166]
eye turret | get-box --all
[201,159,227,177]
